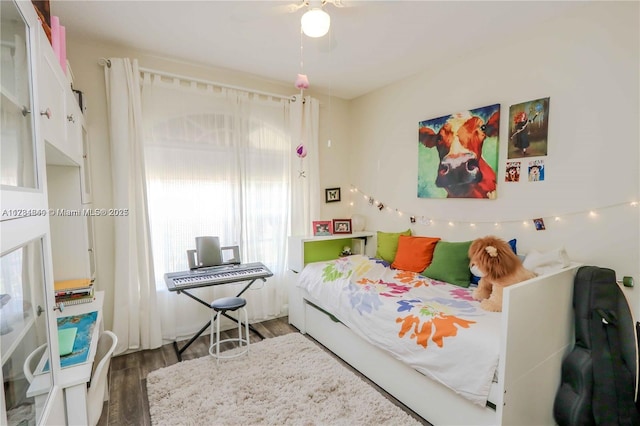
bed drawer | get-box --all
[302,299,498,425]
[304,300,349,339]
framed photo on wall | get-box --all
[332,219,352,234]
[325,187,341,203]
[312,221,332,236]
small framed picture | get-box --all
[332,219,352,234]
[325,187,341,203]
[313,221,332,236]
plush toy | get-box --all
[469,236,536,312]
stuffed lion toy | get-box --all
[469,236,536,312]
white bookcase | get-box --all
[1,1,95,424]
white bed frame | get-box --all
[288,264,581,425]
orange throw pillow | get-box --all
[391,235,441,273]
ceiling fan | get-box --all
[231,0,351,53]
[258,0,351,38]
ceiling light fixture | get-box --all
[301,7,330,38]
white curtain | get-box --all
[104,58,162,353]
[140,73,318,342]
[289,96,321,236]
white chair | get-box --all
[86,330,118,426]
[208,296,250,364]
[23,343,48,383]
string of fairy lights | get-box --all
[348,185,638,230]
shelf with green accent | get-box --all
[287,231,374,273]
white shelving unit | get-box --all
[1,1,96,424]
[288,231,374,273]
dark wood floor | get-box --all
[97,317,429,425]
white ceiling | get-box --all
[51,1,587,100]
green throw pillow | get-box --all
[375,229,412,263]
[421,240,472,288]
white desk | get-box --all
[27,291,104,425]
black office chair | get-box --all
[208,296,249,363]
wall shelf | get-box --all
[288,231,374,273]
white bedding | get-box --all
[297,255,502,406]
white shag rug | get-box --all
[147,333,422,426]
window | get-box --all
[141,80,292,336]
[144,114,290,286]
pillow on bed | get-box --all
[391,235,441,273]
[523,247,570,275]
[470,238,518,285]
[375,229,411,263]
[421,240,473,287]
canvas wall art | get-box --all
[508,97,550,159]
[418,104,500,199]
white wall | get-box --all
[65,40,353,330]
[348,2,640,313]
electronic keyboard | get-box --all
[164,262,273,291]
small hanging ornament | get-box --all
[295,29,310,95]
[294,29,309,180]
[295,74,310,90]
[296,143,307,178]
[296,143,307,158]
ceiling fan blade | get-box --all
[277,2,308,14]
[326,0,360,8]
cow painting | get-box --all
[417,104,500,199]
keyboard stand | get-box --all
[172,277,266,361]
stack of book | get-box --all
[54,279,94,308]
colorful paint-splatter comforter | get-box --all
[297,255,501,406]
